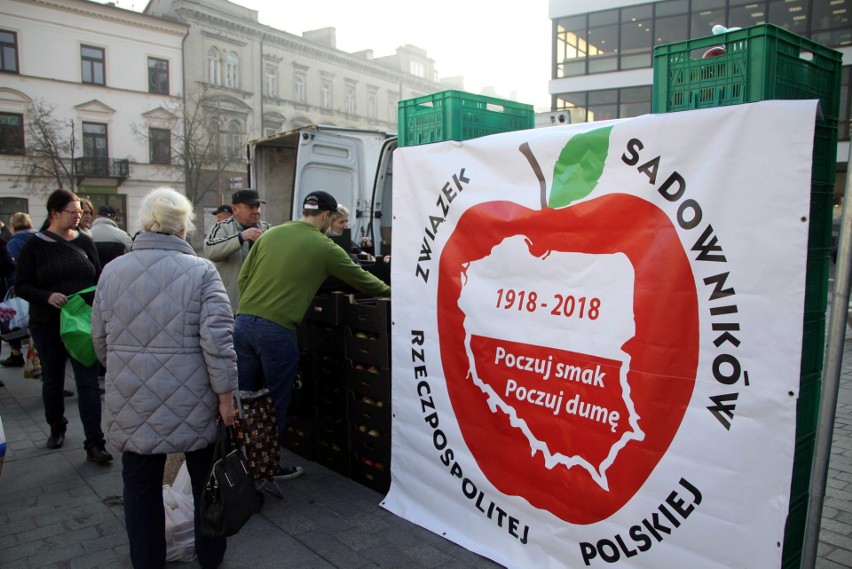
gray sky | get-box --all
[108,0,552,110]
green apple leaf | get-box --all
[549,126,613,208]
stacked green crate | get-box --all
[652,23,842,568]
[397,90,534,147]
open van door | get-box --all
[292,128,391,241]
[368,137,397,258]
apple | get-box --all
[436,132,698,524]
[702,46,726,58]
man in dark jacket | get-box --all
[90,205,133,267]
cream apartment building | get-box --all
[0,0,187,235]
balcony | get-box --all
[73,157,129,184]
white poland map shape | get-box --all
[456,234,644,490]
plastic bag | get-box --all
[60,286,97,366]
[0,287,29,338]
[23,342,41,379]
[164,462,196,562]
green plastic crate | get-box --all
[813,122,839,185]
[652,24,842,119]
[795,373,822,442]
[398,90,534,147]
[782,495,810,568]
[790,432,817,504]
[804,247,831,314]
[808,183,835,251]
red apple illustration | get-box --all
[437,128,699,524]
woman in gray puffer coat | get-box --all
[92,187,237,569]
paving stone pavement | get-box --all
[1,323,851,569]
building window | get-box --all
[225,52,239,89]
[388,94,399,123]
[322,78,333,109]
[587,10,619,74]
[409,61,425,77]
[811,0,852,46]
[0,30,18,73]
[620,5,653,70]
[265,63,278,97]
[555,86,651,124]
[0,112,25,155]
[206,118,220,160]
[82,122,108,176]
[368,88,378,120]
[654,0,689,47]
[81,45,105,85]
[208,47,221,85]
[148,57,169,94]
[345,84,356,114]
[226,120,242,159]
[149,127,171,164]
[294,72,306,103]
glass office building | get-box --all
[550,0,850,134]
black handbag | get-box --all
[198,421,264,538]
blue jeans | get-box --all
[234,314,299,439]
[122,445,226,569]
[30,325,104,446]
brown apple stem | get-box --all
[519,142,547,209]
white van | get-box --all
[247,125,396,259]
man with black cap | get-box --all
[212,204,233,222]
[235,190,390,480]
[204,189,271,311]
[90,205,132,267]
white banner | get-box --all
[384,100,818,568]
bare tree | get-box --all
[133,88,245,208]
[15,99,77,193]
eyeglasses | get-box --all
[63,208,84,215]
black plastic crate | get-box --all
[312,412,350,476]
[314,385,348,421]
[313,437,350,477]
[345,359,391,400]
[304,292,346,325]
[350,453,391,494]
[309,323,345,358]
[344,328,390,367]
[312,354,346,389]
[281,416,313,460]
[345,297,391,334]
[351,419,390,461]
[347,389,391,431]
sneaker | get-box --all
[1,353,24,367]
[272,464,304,480]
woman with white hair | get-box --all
[92,187,237,569]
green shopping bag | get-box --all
[60,285,98,366]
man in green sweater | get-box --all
[235,190,390,479]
